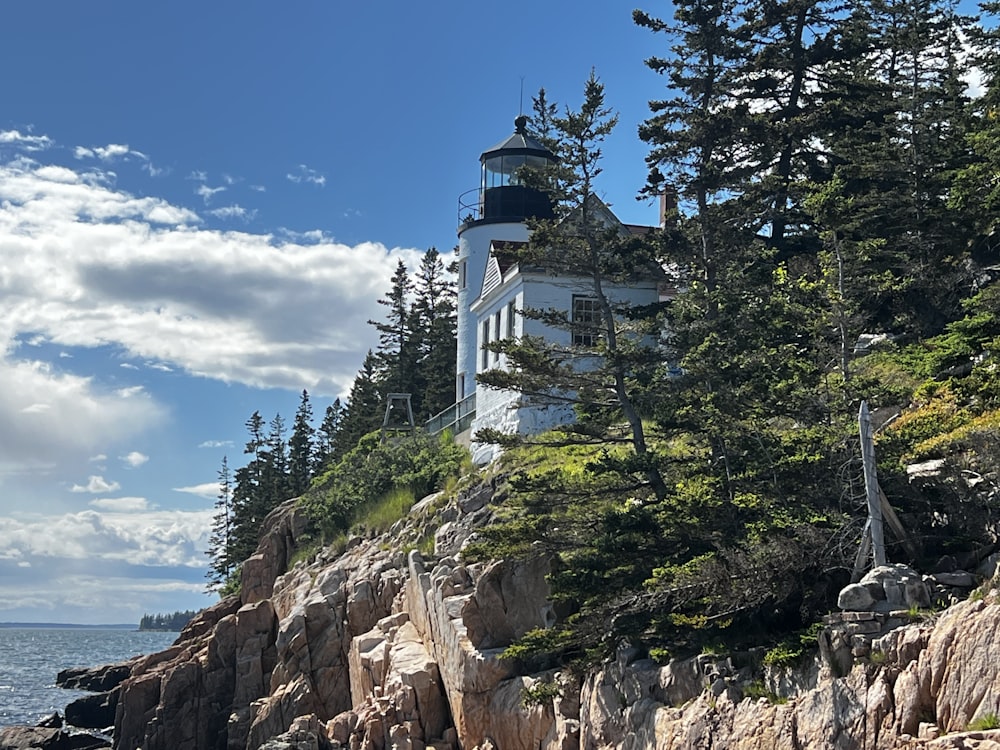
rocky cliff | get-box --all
[104,479,1000,750]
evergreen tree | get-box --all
[228,411,269,565]
[314,398,344,472]
[264,412,290,503]
[812,0,978,338]
[336,351,384,454]
[479,72,669,501]
[288,390,315,497]
[205,455,233,593]
[411,247,457,419]
[371,259,419,396]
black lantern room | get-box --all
[461,115,557,225]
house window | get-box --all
[481,320,490,370]
[494,310,502,362]
[459,260,467,290]
[506,300,516,338]
[572,296,601,348]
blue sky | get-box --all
[0,1,667,624]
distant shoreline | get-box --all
[0,622,137,629]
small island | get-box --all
[137,609,198,632]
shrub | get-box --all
[301,431,468,541]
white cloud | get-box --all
[208,204,257,221]
[89,454,107,463]
[71,475,121,493]
[0,506,214,567]
[93,144,131,161]
[278,228,330,244]
[0,130,53,152]
[0,358,164,479]
[188,170,208,182]
[198,440,233,449]
[90,496,150,512]
[0,152,422,400]
[249,184,266,192]
[286,164,326,187]
[173,482,219,500]
[121,451,149,468]
[196,183,226,203]
[141,160,165,178]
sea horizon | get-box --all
[0,622,138,630]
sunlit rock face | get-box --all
[109,485,1000,750]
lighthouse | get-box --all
[454,115,557,402]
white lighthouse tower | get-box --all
[455,115,557,402]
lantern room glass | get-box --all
[482,154,550,189]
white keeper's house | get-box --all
[426,115,671,460]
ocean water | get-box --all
[0,628,178,728]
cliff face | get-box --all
[111,482,1000,750]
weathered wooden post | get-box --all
[859,400,888,567]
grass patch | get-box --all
[743,680,787,705]
[968,712,1000,731]
[288,535,322,568]
[353,486,416,535]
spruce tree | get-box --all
[479,72,669,501]
[288,390,315,497]
[314,398,344,472]
[411,247,457,420]
[205,455,233,593]
[229,411,267,566]
[371,259,418,397]
[336,351,384,454]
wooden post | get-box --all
[859,400,887,567]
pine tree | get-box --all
[479,72,669,501]
[336,352,384,454]
[228,411,269,565]
[314,398,344,472]
[411,247,457,420]
[205,455,233,593]
[288,390,315,497]
[264,413,289,503]
[371,259,418,397]
[813,0,978,338]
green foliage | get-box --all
[743,680,787,705]
[356,486,416,535]
[762,624,821,669]
[875,389,972,468]
[520,679,562,708]
[301,431,468,541]
[288,534,322,569]
[968,713,1000,731]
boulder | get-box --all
[35,713,62,729]
[838,582,876,611]
[56,661,133,692]
[64,689,117,729]
[0,726,109,750]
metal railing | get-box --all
[425,393,477,437]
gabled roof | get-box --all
[474,197,665,308]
